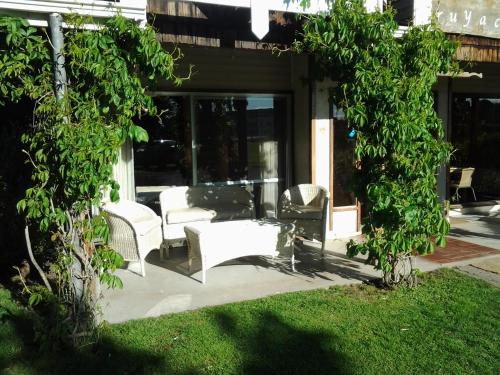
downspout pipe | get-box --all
[48,13,84,306]
[48,13,67,101]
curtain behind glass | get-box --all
[195,95,285,216]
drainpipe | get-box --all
[49,13,67,100]
[48,13,84,306]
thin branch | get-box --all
[50,197,67,237]
[25,225,53,293]
[32,91,53,130]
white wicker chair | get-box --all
[103,200,162,277]
[277,184,329,256]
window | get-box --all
[451,95,500,199]
[332,105,356,207]
[134,96,192,188]
[134,93,289,217]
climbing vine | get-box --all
[0,15,186,345]
[295,0,459,285]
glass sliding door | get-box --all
[451,95,500,200]
[134,93,289,217]
[133,95,192,209]
[194,95,287,217]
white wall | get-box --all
[331,210,358,237]
[311,80,331,191]
[113,140,136,202]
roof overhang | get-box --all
[0,1,147,26]
[179,1,385,39]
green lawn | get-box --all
[1,269,499,375]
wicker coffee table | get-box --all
[184,219,295,284]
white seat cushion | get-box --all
[166,207,216,224]
[133,216,162,236]
[207,203,254,221]
[279,204,323,220]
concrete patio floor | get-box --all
[101,240,379,323]
[101,214,500,324]
[101,239,437,323]
[448,214,500,250]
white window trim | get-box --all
[0,0,146,25]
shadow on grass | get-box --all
[2,298,354,374]
[0,304,167,375]
[211,310,354,375]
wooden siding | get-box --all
[147,0,207,18]
[155,46,292,92]
[148,0,298,50]
[453,35,500,63]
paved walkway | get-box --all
[101,240,383,323]
[429,215,500,287]
[448,214,500,250]
[457,263,500,287]
[423,237,498,264]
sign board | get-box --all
[0,0,146,26]
[433,0,500,39]
[250,0,269,39]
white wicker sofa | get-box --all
[159,185,255,258]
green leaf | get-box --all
[436,235,446,248]
[132,125,149,143]
[28,292,43,306]
[110,188,120,203]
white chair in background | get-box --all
[103,200,162,277]
[450,167,477,201]
[277,184,329,256]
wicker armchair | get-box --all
[103,200,162,277]
[450,167,477,202]
[277,184,329,256]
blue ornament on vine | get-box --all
[347,127,357,139]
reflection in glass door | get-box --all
[451,95,500,200]
[194,95,287,217]
[134,93,289,217]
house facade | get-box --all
[124,0,378,238]
[1,0,499,237]
[391,0,500,205]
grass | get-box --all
[1,268,499,375]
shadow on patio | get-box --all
[101,240,380,323]
[448,215,500,250]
